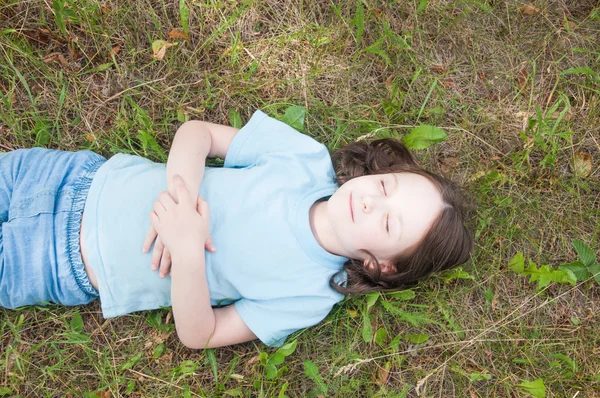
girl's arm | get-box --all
[166,121,239,201]
[151,176,257,349]
[143,121,239,275]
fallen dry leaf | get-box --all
[572,152,592,178]
[168,29,188,39]
[112,45,121,55]
[375,365,390,386]
[151,39,177,60]
[520,4,540,15]
[42,52,69,67]
[441,78,455,89]
[431,64,446,74]
[517,69,528,89]
[440,156,460,173]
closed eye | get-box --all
[381,180,387,196]
[386,214,389,233]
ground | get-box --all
[0,1,599,397]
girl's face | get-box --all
[327,172,444,269]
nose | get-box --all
[361,195,378,214]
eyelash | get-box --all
[381,180,389,233]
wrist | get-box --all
[172,247,205,267]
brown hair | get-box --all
[329,138,474,295]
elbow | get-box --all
[176,326,215,350]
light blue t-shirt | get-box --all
[83,110,347,346]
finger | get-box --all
[158,190,176,208]
[173,175,194,206]
[198,197,210,220]
[142,225,158,253]
[204,236,216,252]
[159,246,172,278]
[153,199,166,217]
[151,235,165,271]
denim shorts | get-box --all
[0,148,106,308]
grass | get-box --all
[1,0,600,396]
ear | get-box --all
[380,262,396,275]
[363,259,395,274]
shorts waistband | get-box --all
[66,153,106,298]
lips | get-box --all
[350,192,354,222]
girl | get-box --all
[0,110,472,349]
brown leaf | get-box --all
[441,78,455,89]
[57,54,69,67]
[42,53,60,63]
[168,29,188,39]
[375,365,390,386]
[520,4,540,15]
[112,45,121,55]
[151,40,177,60]
[517,69,528,89]
[440,156,460,173]
[572,152,592,178]
[431,64,446,74]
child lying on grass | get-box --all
[0,110,473,348]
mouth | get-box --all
[350,192,354,222]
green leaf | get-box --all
[259,352,268,366]
[405,333,429,344]
[265,364,277,380]
[365,291,380,310]
[304,360,328,394]
[403,125,447,150]
[0,29,17,35]
[400,311,434,327]
[559,261,588,281]
[278,381,289,398]
[386,289,416,300]
[0,387,13,395]
[588,263,600,285]
[175,360,198,375]
[153,344,164,358]
[351,0,365,47]
[572,240,597,267]
[268,353,286,366]
[276,339,297,357]
[229,109,243,128]
[120,353,143,371]
[441,267,475,282]
[180,0,190,35]
[280,106,305,131]
[417,0,429,13]
[52,0,67,36]
[467,372,492,382]
[508,252,525,273]
[517,378,546,398]
[126,380,136,394]
[206,349,218,383]
[561,67,599,80]
[70,313,83,332]
[374,328,388,346]
[362,310,373,343]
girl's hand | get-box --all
[143,198,215,278]
[142,193,215,278]
[147,175,213,275]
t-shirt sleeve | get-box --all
[234,296,339,347]
[224,110,328,168]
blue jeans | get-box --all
[0,148,106,308]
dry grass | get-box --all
[1,0,600,396]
